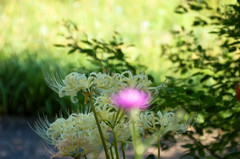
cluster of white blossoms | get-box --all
[138,111,195,136]
[35,113,109,158]
[36,70,194,159]
[44,71,158,103]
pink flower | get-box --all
[112,88,151,110]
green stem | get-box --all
[84,154,87,159]
[131,118,137,150]
[110,146,114,159]
[74,156,81,159]
[89,95,110,159]
[116,109,125,124]
[112,128,120,159]
[130,109,144,159]
[111,108,121,127]
[121,143,126,159]
[158,138,161,159]
[93,152,98,159]
[143,128,167,151]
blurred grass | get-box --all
[0,0,229,116]
[0,0,195,79]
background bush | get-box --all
[158,0,240,158]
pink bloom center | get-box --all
[112,88,151,110]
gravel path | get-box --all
[0,116,187,159]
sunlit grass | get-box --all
[0,0,196,81]
[0,0,234,85]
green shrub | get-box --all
[159,0,240,158]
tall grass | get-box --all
[0,51,82,116]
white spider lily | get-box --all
[34,113,109,158]
[137,111,195,136]
[113,121,131,143]
[44,72,94,103]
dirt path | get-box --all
[0,116,188,159]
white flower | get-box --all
[44,72,94,103]
[137,111,194,136]
[90,72,113,89]
[138,111,157,135]
[44,71,160,104]
[34,113,109,158]
[156,111,195,134]
[96,105,116,123]
[113,121,131,143]
[120,71,152,90]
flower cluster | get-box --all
[36,70,194,159]
[138,111,195,136]
[35,113,108,158]
[44,71,158,103]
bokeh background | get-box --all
[0,0,240,159]
[0,0,187,116]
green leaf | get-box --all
[54,44,65,47]
[175,5,188,14]
[192,72,204,76]
[228,47,237,52]
[81,40,92,45]
[68,48,77,54]
[193,21,201,26]
[202,95,215,105]
[194,60,199,68]
[186,89,194,95]
[181,144,193,148]
[198,148,205,157]
[80,48,94,54]
[146,154,155,159]
[189,4,203,11]
[188,79,193,84]
[181,68,188,74]
[229,41,240,46]
[200,75,211,83]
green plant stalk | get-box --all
[93,152,98,159]
[158,138,161,159]
[130,109,144,159]
[113,108,121,125]
[121,143,126,159]
[74,155,81,159]
[116,109,125,124]
[84,154,88,159]
[89,94,110,159]
[112,128,120,159]
[110,146,114,159]
[143,128,167,151]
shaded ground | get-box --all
[0,116,188,159]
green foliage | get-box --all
[0,52,78,117]
[160,0,240,158]
[0,20,146,117]
[54,20,144,74]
